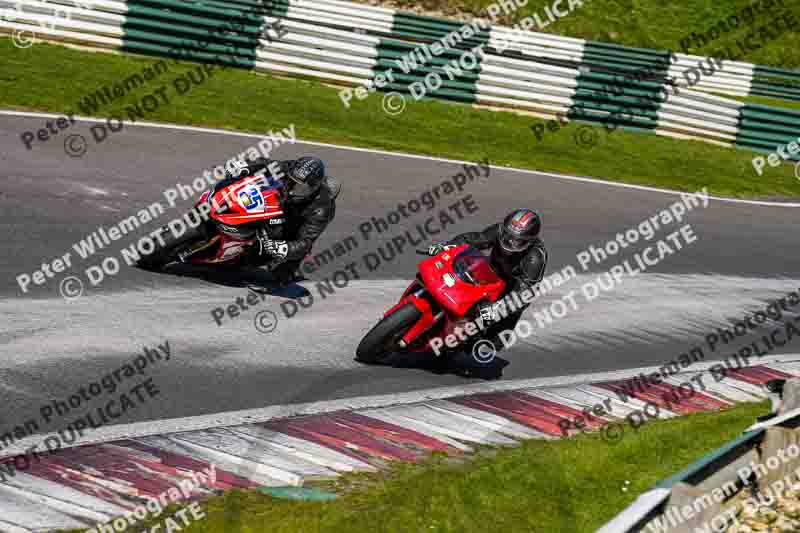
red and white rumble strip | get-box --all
[0,354,799,532]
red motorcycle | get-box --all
[356,244,507,363]
[137,173,287,271]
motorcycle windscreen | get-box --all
[453,249,501,286]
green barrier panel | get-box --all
[584,39,675,57]
[204,0,264,7]
[735,133,800,159]
[120,0,288,68]
[578,57,669,79]
[368,12,493,103]
[125,2,251,31]
[259,486,338,501]
[382,81,478,104]
[571,96,659,120]
[122,8,261,49]
[568,99,659,125]
[582,47,672,66]
[735,141,800,161]
[743,101,800,117]
[751,78,800,93]
[392,23,489,47]
[387,27,490,52]
[739,118,800,137]
[373,55,480,85]
[394,12,469,32]
[120,25,259,68]
[570,71,665,131]
[573,81,665,107]
[575,80,670,108]
[130,0,265,22]
[383,70,480,102]
[583,42,672,78]
[582,70,666,90]
[736,102,800,152]
[740,105,800,123]
[201,0,268,9]
[754,64,800,83]
[737,128,800,145]
[376,34,489,62]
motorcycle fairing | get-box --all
[417,244,505,317]
[185,175,285,265]
[203,175,285,226]
[389,245,506,352]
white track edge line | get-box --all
[1,110,798,208]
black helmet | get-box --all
[285,156,325,202]
[498,208,541,253]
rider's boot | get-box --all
[271,261,307,286]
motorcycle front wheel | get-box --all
[355,303,422,364]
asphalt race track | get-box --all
[1,113,799,434]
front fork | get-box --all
[399,287,445,350]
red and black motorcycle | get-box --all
[356,244,507,363]
[136,173,287,271]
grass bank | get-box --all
[390,0,800,69]
[1,40,797,198]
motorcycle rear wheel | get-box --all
[355,303,422,364]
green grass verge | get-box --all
[396,0,800,69]
[61,401,769,533]
[2,40,798,198]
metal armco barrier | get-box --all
[0,0,798,159]
[599,379,800,533]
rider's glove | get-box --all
[478,301,499,324]
[428,242,455,256]
[257,229,289,260]
[226,159,251,179]
[263,239,289,260]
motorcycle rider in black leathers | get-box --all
[428,208,547,348]
[219,156,338,284]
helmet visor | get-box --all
[286,174,315,200]
[499,229,532,253]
